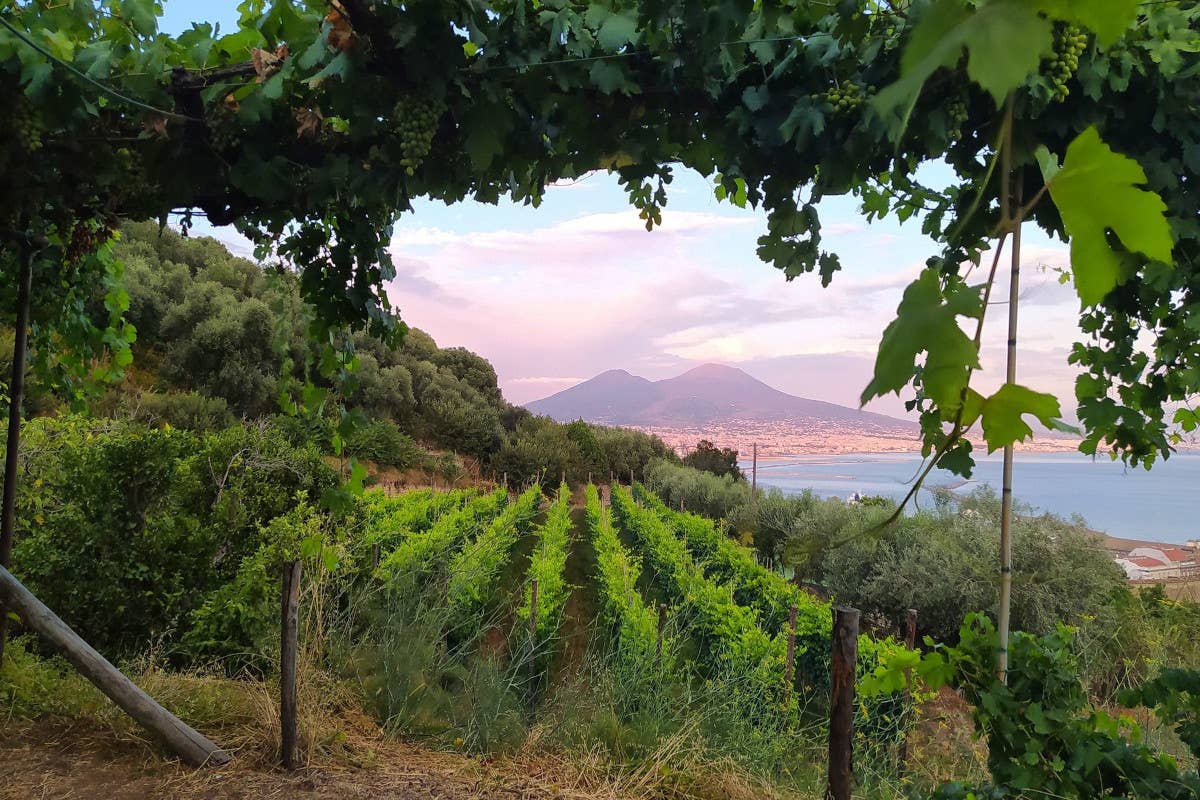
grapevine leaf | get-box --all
[465,111,505,169]
[1036,0,1139,47]
[779,103,824,145]
[121,0,159,37]
[42,30,76,62]
[978,384,1068,452]
[590,59,634,94]
[585,5,638,52]
[304,52,348,87]
[862,269,983,408]
[1041,126,1174,306]
[1174,407,1199,433]
[873,0,1053,117]
[742,85,770,112]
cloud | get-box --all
[391,211,754,270]
[389,257,465,305]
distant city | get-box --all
[528,363,1081,458]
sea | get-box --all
[740,451,1200,544]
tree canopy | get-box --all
[682,439,743,481]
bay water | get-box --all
[742,451,1200,544]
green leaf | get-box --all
[1174,407,1199,433]
[979,383,1066,451]
[42,29,76,62]
[1042,126,1174,306]
[1036,0,1139,47]
[862,269,983,411]
[742,85,770,112]
[300,534,322,560]
[589,59,633,94]
[121,0,159,37]
[321,547,339,573]
[873,0,1053,117]
[305,52,349,87]
[586,5,638,52]
[347,458,367,495]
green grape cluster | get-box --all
[811,82,873,114]
[205,102,244,153]
[9,100,44,153]
[946,99,968,140]
[1047,24,1087,102]
[392,94,445,175]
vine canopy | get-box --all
[0,0,1197,470]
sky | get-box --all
[159,1,1086,420]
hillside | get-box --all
[528,364,914,428]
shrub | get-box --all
[10,416,338,659]
[344,418,425,470]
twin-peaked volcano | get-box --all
[525,363,914,431]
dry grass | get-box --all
[2,714,818,800]
[2,643,823,800]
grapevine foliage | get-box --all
[0,0,1197,469]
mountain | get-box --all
[526,363,914,431]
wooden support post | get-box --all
[827,606,860,800]
[0,565,230,765]
[629,467,634,486]
[502,471,507,489]
[898,608,917,775]
[529,578,539,643]
[785,604,798,688]
[0,242,33,666]
[370,543,380,572]
[280,560,301,770]
[751,442,758,494]
[656,603,667,661]
[561,470,565,486]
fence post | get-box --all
[784,604,798,689]
[370,543,380,572]
[898,608,918,775]
[280,560,302,770]
[529,579,539,643]
[656,603,667,662]
[827,606,860,800]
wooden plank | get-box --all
[280,560,302,770]
[827,606,860,800]
[0,565,230,766]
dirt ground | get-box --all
[1,720,593,800]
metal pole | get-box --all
[998,216,1021,683]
